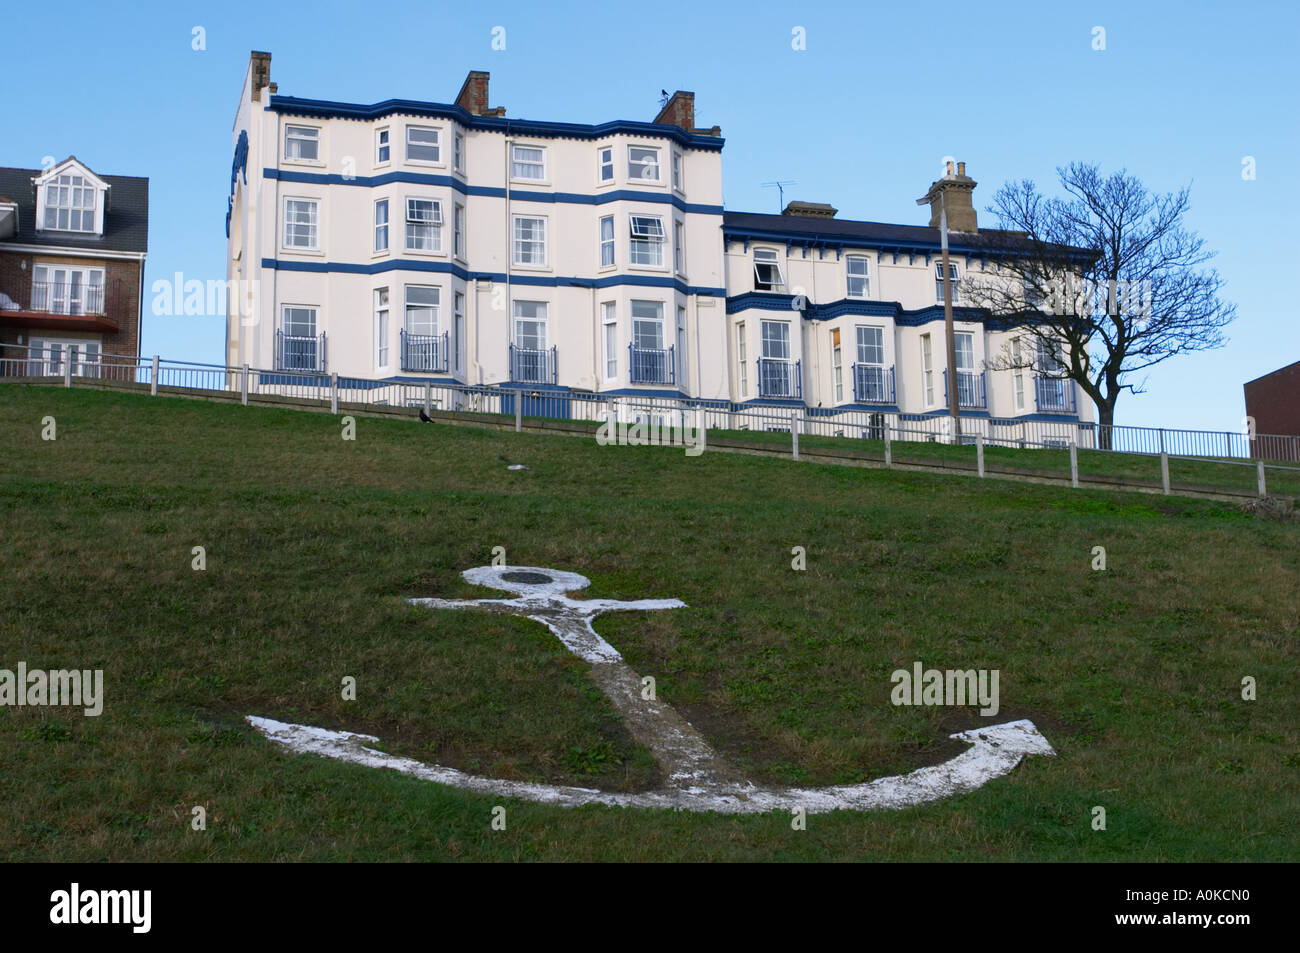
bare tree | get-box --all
[965,163,1236,448]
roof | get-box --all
[723,210,1091,261]
[0,165,149,253]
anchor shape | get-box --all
[249,566,1054,813]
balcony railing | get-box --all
[628,344,675,385]
[509,344,557,385]
[275,330,326,372]
[757,358,801,399]
[1034,376,1076,414]
[401,330,449,373]
[943,369,986,410]
[852,364,895,404]
[29,281,106,315]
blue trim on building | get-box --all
[263,168,724,215]
[724,292,1044,329]
[267,96,725,151]
[811,404,901,415]
[259,257,724,296]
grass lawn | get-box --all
[0,384,1296,861]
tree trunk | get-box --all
[1097,401,1116,451]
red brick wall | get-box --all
[1245,362,1300,437]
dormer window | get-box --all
[43,173,97,232]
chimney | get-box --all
[455,71,506,117]
[782,201,838,219]
[919,159,978,233]
[249,51,274,102]
[654,90,720,137]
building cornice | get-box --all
[1,243,146,262]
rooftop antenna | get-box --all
[761,180,797,213]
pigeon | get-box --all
[497,454,530,471]
[419,409,432,423]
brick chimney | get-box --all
[455,71,506,117]
[654,90,720,137]
[919,159,978,233]
[249,50,275,101]
[783,201,837,219]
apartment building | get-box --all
[226,52,1088,436]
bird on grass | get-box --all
[497,454,530,471]
[419,409,432,423]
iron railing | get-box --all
[401,330,449,373]
[509,344,557,385]
[629,344,675,385]
[1035,376,1076,413]
[852,364,895,404]
[275,330,326,372]
[943,369,986,410]
[757,358,801,399]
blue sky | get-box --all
[5,0,1295,429]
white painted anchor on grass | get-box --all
[248,566,1055,813]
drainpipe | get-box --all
[503,125,512,377]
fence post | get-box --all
[695,406,704,442]
[791,411,800,461]
[977,435,985,478]
[884,419,892,468]
[1257,460,1267,498]
[150,355,159,395]
[424,381,432,417]
[1069,440,1078,488]
[241,364,249,405]
[1160,452,1170,495]
[330,372,339,415]
[64,356,72,388]
[1157,427,1165,455]
[515,389,523,433]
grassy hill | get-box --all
[1,384,1296,861]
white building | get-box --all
[226,52,1090,439]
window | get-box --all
[632,300,664,349]
[406,126,440,162]
[514,301,548,349]
[673,220,685,275]
[285,125,319,161]
[282,305,316,337]
[955,331,975,373]
[454,292,465,372]
[406,198,442,251]
[602,302,617,378]
[737,324,747,396]
[935,262,960,303]
[454,133,465,173]
[629,215,665,266]
[921,334,934,404]
[374,199,389,252]
[453,204,465,258]
[677,306,688,384]
[671,152,683,191]
[1012,337,1026,411]
[26,338,101,377]
[599,216,615,267]
[511,145,545,180]
[283,198,319,249]
[405,285,439,335]
[376,128,390,164]
[41,173,97,232]
[31,264,104,314]
[513,215,547,265]
[628,146,660,182]
[856,326,883,366]
[1037,337,1064,374]
[833,343,843,403]
[753,248,784,291]
[847,256,870,297]
[761,320,790,360]
[598,147,614,183]
[375,289,390,368]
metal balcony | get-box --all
[852,364,895,404]
[757,358,801,399]
[509,344,557,385]
[628,344,675,385]
[401,330,449,373]
[275,330,326,372]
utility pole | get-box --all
[918,163,961,443]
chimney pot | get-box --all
[957,161,966,176]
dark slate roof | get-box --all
[723,210,1092,261]
[0,164,148,253]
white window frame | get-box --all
[374,288,390,370]
[512,215,547,267]
[628,145,661,183]
[454,292,465,373]
[921,333,934,405]
[753,248,785,292]
[26,337,102,377]
[599,215,616,269]
[31,264,105,315]
[375,128,390,165]
[673,220,686,276]
[601,302,617,380]
[513,301,548,350]
[736,323,747,397]
[846,256,870,298]
[671,152,683,192]
[631,300,665,351]
[598,146,614,184]
[284,124,320,162]
[510,144,546,181]
[405,198,443,252]
[954,331,975,373]
[281,304,318,340]
[282,197,320,251]
[406,125,441,164]
[761,320,790,360]
[856,326,884,367]
[39,172,100,233]
[833,342,843,403]
[373,199,389,253]
[935,262,961,303]
[404,285,440,336]
[453,203,466,260]
[629,214,666,267]
[453,132,465,173]
[1012,336,1026,411]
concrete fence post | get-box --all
[791,411,800,461]
[64,356,72,388]
[330,372,339,415]
[241,364,249,405]
[515,389,523,433]
[695,406,704,440]
[1160,452,1171,495]
[150,355,159,395]
[424,381,432,417]
[884,419,892,468]
[977,435,985,478]
[1069,440,1079,488]
[1257,460,1267,498]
